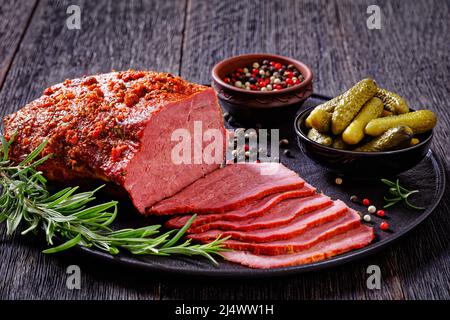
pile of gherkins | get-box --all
[305,78,437,152]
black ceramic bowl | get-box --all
[294,106,433,177]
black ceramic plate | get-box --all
[75,94,446,278]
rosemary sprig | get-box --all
[381,178,425,210]
[0,135,227,264]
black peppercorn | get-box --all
[283,149,294,158]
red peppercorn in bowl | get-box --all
[212,53,313,125]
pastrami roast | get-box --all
[165,184,316,231]
[148,163,305,215]
[3,71,225,213]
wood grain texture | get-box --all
[0,0,186,119]
[0,0,449,300]
[0,0,37,89]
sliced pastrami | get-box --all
[189,194,332,233]
[221,208,362,255]
[148,163,305,215]
[188,200,349,243]
[165,184,316,230]
[221,225,374,268]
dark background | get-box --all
[0,0,448,299]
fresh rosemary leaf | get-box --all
[45,186,80,207]
[162,214,196,248]
[43,233,82,254]
[381,178,424,210]
[21,215,40,235]
[19,140,48,166]
[1,135,9,161]
[7,205,23,235]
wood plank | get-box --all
[0,0,186,299]
[0,0,186,118]
[0,0,37,89]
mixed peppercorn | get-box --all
[223,60,304,91]
[348,193,390,232]
[335,180,391,232]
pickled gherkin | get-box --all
[313,94,342,113]
[365,110,437,136]
[307,128,333,146]
[410,138,420,146]
[331,78,378,135]
[376,88,409,114]
[305,94,342,129]
[308,109,332,132]
[342,97,384,145]
[332,136,349,150]
[355,126,413,152]
[381,109,393,117]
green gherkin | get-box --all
[305,94,342,129]
[332,136,349,150]
[307,109,332,132]
[307,128,333,146]
[375,88,409,114]
[331,78,378,135]
[342,97,384,145]
[355,126,413,152]
[315,94,342,113]
[365,110,437,136]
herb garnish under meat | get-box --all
[0,134,226,264]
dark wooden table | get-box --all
[0,0,448,300]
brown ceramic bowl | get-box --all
[211,53,313,125]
